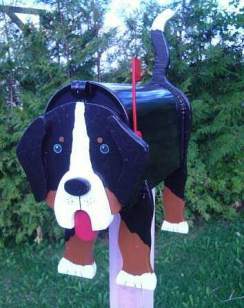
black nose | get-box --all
[64,178,91,196]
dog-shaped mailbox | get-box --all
[17,10,191,290]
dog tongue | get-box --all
[75,210,97,241]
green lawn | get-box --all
[0,219,243,308]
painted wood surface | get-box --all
[109,190,155,308]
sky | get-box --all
[103,0,237,29]
[1,0,241,72]
[1,0,239,30]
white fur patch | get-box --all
[161,220,189,234]
[58,257,96,279]
[151,9,177,32]
[116,270,157,290]
[54,102,114,231]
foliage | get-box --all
[0,102,63,247]
[0,0,243,245]
[0,0,112,246]
[115,0,244,222]
[176,0,244,221]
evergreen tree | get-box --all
[108,0,244,220]
[0,0,243,246]
[0,0,115,246]
[39,0,115,80]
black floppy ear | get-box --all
[16,117,47,202]
[108,115,149,207]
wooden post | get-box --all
[0,5,46,30]
[109,189,155,308]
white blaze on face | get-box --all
[54,102,114,231]
[69,103,93,175]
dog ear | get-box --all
[108,115,149,207]
[16,117,47,202]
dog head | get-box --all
[17,100,149,240]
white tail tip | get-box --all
[151,9,177,32]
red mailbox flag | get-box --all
[131,58,142,137]
[132,58,142,82]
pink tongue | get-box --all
[75,210,97,241]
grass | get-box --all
[0,218,243,308]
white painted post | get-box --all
[109,189,155,308]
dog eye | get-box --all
[53,143,63,154]
[100,143,109,154]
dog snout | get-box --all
[64,178,91,196]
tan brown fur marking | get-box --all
[64,234,95,265]
[119,219,152,275]
[45,190,56,209]
[163,186,185,223]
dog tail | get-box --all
[150,9,177,85]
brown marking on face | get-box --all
[97,137,103,144]
[163,186,185,223]
[45,190,56,209]
[105,188,122,214]
[119,219,153,275]
[59,136,64,143]
[64,234,95,265]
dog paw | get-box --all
[116,270,157,290]
[58,257,96,279]
[161,220,189,234]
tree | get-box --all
[0,0,243,246]
[38,0,115,80]
[0,0,115,246]
[108,0,244,220]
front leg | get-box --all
[118,219,152,275]
[45,192,97,279]
[116,184,157,290]
[58,232,97,279]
